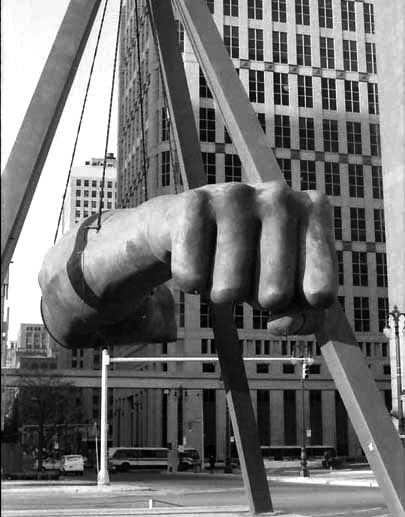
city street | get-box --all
[1,470,389,517]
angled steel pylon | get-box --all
[2,0,404,515]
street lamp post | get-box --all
[384,305,405,445]
[292,342,312,478]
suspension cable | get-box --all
[53,0,110,244]
[97,0,123,231]
[134,0,148,202]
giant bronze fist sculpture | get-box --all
[39,181,337,348]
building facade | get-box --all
[116,0,391,459]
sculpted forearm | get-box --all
[39,181,338,348]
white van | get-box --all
[61,455,84,474]
[108,447,168,471]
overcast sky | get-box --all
[1,0,120,341]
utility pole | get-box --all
[97,349,110,486]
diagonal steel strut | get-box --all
[171,2,405,516]
[147,0,273,513]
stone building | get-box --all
[114,0,391,459]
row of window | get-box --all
[75,179,115,188]
[336,251,387,287]
[74,205,113,219]
[197,109,380,156]
[227,29,377,74]
[162,151,383,199]
[218,0,375,36]
[196,294,388,334]
[333,206,385,243]
[75,190,115,198]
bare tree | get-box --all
[17,375,82,470]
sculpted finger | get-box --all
[210,184,258,303]
[266,305,325,336]
[255,182,297,311]
[171,189,215,293]
[298,191,338,308]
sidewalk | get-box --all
[1,464,378,492]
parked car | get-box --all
[34,457,61,471]
[61,455,84,475]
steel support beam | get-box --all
[173,1,405,515]
[147,1,273,513]
[1,0,102,284]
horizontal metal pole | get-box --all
[109,356,309,363]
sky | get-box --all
[1,1,120,341]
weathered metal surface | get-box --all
[210,303,273,514]
[1,0,102,284]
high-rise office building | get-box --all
[117,0,391,458]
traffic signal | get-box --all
[302,362,309,379]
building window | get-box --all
[161,108,169,141]
[277,158,292,187]
[318,0,333,28]
[350,207,366,241]
[343,40,358,72]
[352,251,368,287]
[161,151,170,187]
[176,20,184,53]
[376,253,387,288]
[75,200,81,208]
[300,160,316,190]
[274,73,289,106]
[248,28,263,61]
[200,297,211,327]
[299,117,315,150]
[272,0,287,23]
[371,166,383,199]
[374,208,386,243]
[345,81,360,113]
[75,210,81,218]
[334,206,342,240]
[336,250,344,285]
[365,42,377,74]
[224,0,238,16]
[321,78,336,110]
[354,297,370,332]
[273,31,288,64]
[257,112,266,133]
[224,25,239,58]
[341,0,356,31]
[320,37,335,69]
[202,152,216,184]
[383,365,391,376]
[283,363,295,374]
[234,304,244,328]
[323,119,339,152]
[295,0,310,25]
[298,75,313,108]
[370,123,381,157]
[200,69,213,99]
[346,121,362,154]
[248,0,263,20]
[76,190,81,197]
[253,309,269,329]
[202,363,216,373]
[257,363,269,374]
[348,164,364,198]
[200,107,216,142]
[76,179,81,186]
[364,3,375,34]
[225,154,242,182]
[368,83,379,115]
[249,70,265,103]
[296,33,311,66]
[324,162,340,196]
[275,115,291,148]
[178,291,184,327]
[378,297,389,332]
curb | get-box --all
[268,475,378,488]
